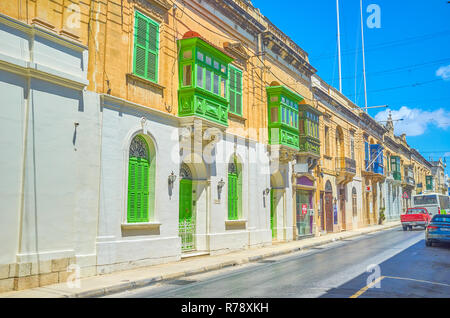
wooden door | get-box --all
[325,192,333,232]
[340,192,346,230]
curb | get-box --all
[66,222,400,298]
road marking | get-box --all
[350,276,385,298]
[384,276,450,288]
[350,275,450,298]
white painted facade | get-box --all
[97,95,275,273]
[382,177,403,221]
[0,13,100,278]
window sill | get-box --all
[225,219,247,226]
[228,112,246,123]
[121,222,161,230]
[126,73,165,92]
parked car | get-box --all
[400,207,431,231]
[425,214,450,246]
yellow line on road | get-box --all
[350,276,385,298]
[350,275,450,298]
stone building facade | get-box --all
[0,0,436,292]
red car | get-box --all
[401,207,432,231]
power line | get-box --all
[311,30,450,61]
[321,57,450,82]
[345,78,443,97]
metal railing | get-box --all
[336,157,356,174]
[179,218,196,252]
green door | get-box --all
[179,178,195,251]
[270,189,276,238]
[179,179,193,221]
[228,173,238,220]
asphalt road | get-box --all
[106,227,450,298]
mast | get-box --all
[336,0,342,93]
[360,0,368,112]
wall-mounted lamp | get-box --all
[168,171,177,199]
[168,171,177,186]
[218,178,225,190]
[217,178,225,200]
[263,188,270,208]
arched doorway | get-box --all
[270,170,285,240]
[179,163,194,252]
[325,180,333,232]
[178,151,208,253]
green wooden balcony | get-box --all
[267,85,303,151]
[177,32,234,127]
[298,104,321,157]
[392,171,402,181]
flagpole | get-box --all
[360,0,368,112]
[336,0,342,93]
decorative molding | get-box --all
[131,0,171,22]
[206,0,266,36]
[223,42,249,68]
[31,17,55,30]
[59,29,80,41]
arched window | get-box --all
[228,156,242,220]
[127,135,154,223]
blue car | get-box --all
[425,214,450,246]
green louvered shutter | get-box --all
[128,157,150,223]
[228,173,238,220]
[141,159,149,221]
[128,158,137,223]
[133,11,159,83]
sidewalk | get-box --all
[0,221,401,298]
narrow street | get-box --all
[106,227,450,298]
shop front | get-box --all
[295,176,316,238]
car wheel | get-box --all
[425,240,432,247]
[402,226,407,231]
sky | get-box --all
[252,0,450,177]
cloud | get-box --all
[375,106,450,136]
[436,65,450,80]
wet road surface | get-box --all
[105,227,450,298]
